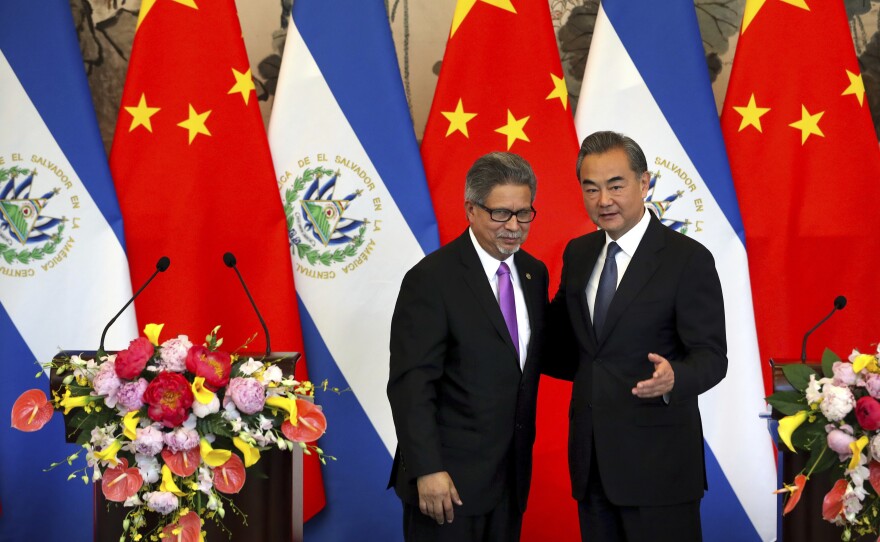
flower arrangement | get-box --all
[10,324,327,541]
[769,345,880,540]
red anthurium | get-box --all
[161,447,201,477]
[161,510,202,542]
[870,461,880,495]
[11,389,54,432]
[213,453,245,494]
[822,478,848,522]
[280,399,327,443]
[779,474,807,515]
[101,458,144,502]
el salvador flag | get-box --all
[268,1,439,539]
[0,1,138,541]
[574,1,776,540]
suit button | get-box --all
[515,423,524,430]
[595,358,602,364]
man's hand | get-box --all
[417,471,463,524]
[632,352,674,398]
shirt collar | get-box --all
[469,228,516,280]
[605,206,652,256]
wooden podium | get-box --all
[50,351,303,542]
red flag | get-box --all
[420,0,590,538]
[721,0,880,391]
[108,0,324,523]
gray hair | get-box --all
[575,131,648,178]
[464,152,536,205]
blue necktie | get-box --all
[593,242,621,335]
[496,262,519,357]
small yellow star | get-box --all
[788,105,824,145]
[842,70,866,107]
[742,0,809,34]
[441,99,478,138]
[546,73,568,110]
[124,93,161,133]
[732,93,771,132]
[228,68,256,105]
[494,110,530,150]
[450,0,517,37]
[138,0,198,29]
[177,104,212,144]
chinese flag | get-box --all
[720,0,880,392]
[109,0,324,526]
[420,0,590,539]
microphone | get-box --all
[223,252,271,357]
[99,256,171,353]
[801,295,847,362]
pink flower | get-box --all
[144,491,178,515]
[163,426,200,453]
[827,424,856,459]
[92,360,121,406]
[864,374,880,399]
[134,425,165,456]
[820,383,856,422]
[158,335,192,372]
[226,377,266,415]
[115,337,155,380]
[856,396,880,431]
[117,378,148,412]
[832,361,859,386]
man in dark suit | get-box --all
[545,131,727,542]
[388,152,549,542]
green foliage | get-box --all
[766,390,807,415]
[782,363,817,393]
[822,347,842,378]
[0,223,65,264]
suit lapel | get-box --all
[514,251,541,368]
[570,233,605,350]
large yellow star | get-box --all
[138,0,199,29]
[546,73,568,110]
[124,93,161,133]
[228,68,256,105]
[732,93,771,132]
[742,0,809,34]
[842,70,866,107]
[441,99,478,138]
[788,105,824,145]
[495,110,530,150]
[450,0,517,38]
[177,104,212,144]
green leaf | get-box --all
[805,443,837,475]
[782,364,817,392]
[767,391,808,415]
[822,348,842,378]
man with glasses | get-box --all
[388,152,548,541]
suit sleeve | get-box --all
[668,245,728,402]
[387,265,447,480]
[541,241,579,382]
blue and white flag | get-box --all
[0,1,137,540]
[268,1,439,539]
[574,1,775,540]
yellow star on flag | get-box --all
[228,68,256,105]
[177,104,212,144]
[546,73,568,110]
[732,93,771,132]
[124,93,161,133]
[788,105,824,144]
[495,109,530,150]
[138,0,199,29]
[842,70,866,106]
[441,99,478,138]
[450,0,517,37]
[742,0,809,34]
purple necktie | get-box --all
[496,262,519,357]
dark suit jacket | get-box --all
[545,212,727,506]
[387,230,548,515]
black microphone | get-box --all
[801,295,847,362]
[223,252,271,357]
[99,256,171,353]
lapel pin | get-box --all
[525,273,532,280]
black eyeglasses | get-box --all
[475,203,537,223]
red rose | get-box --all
[856,396,880,431]
[143,372,194,428]
[185,345,231,390]
[115,337,155,380]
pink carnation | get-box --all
[92,360,121,406]
[832,361,858,386]
[226,377,266,415]
[115,337,155,380]
[158,336,192,373]
[134,425,165,456]
[144,491,178,515]
[864,373,880,399]
[163,426,199,453]
[826,424,856,459]
[117,378,148,412]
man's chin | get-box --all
[498,244,521,255]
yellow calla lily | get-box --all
[144,323,164,346]
[853,354,880,374]
[59,390,92,415]
[159,464,187,497]
[93,439,122,465]
[778,410,808,453]
[233,436,261,467]
[191,376,216,405]
[199,438,232,468]
[265,395,298,425]
[849,435,870,470]
[122,410,140,441]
